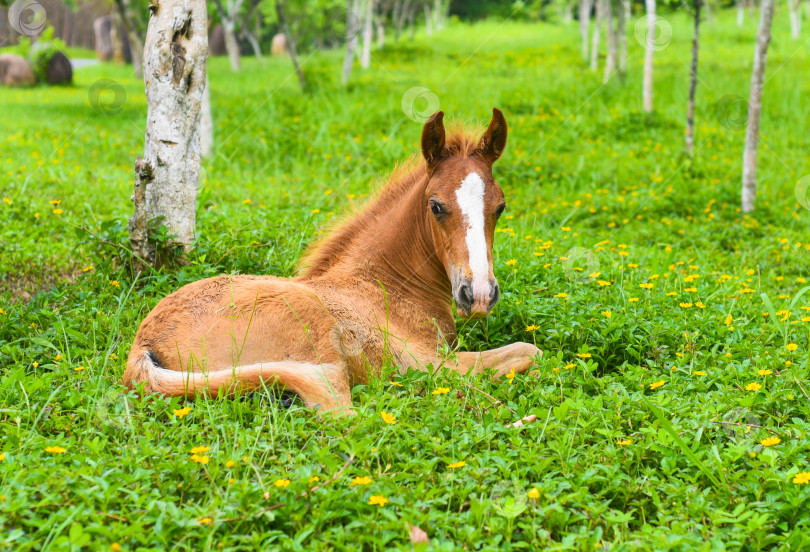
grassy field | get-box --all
[1,9,810,550]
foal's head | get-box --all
[421,109,508,319]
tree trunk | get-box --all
[275,0,306,89]
[375,13,385,48]
[200,74,213,158]
[787,0,801,38]
[361,0,374,68]
[579,0,593,62]
[618,0,628,76]
[342,0,360,83]
[603,0,616,82]
[643,0,656,112]
[424,4,432,35]
[223,20,240,71]
[114,0,145,77]
[130,0,208,267]
[685,0,700,156]
[434,0,446,30]
[741,0,775,213]
[590,0,603,71]
[737,0,744,26]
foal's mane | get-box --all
[298,126,483,278]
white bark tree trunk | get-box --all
[788,0,801,38]
[424,4,432,36]
[742,0,776,213]
[114,0,145,77]
[643,0,656,112]
[579,0,593,62]
[200,74,213,158]
[603,0,616,82]
[590,0,603,71]
[737,0,745,25]
[618,0,628,75]
[130,0,208,266]
[223,20,240,71]
[685,0,700,156]
[361,0,374,67]
[342,0,360,83]
[375,14,385,48]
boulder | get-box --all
[94,16,114,61]
[45,51,73,85]
[271,33,288,56]
[209,24,226,56]
[0,53,36,87]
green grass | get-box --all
[2,10,810,550]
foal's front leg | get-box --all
[451,342,542,379]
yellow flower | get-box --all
[225,460,236,468]
[649,380,665,390]
[74,366,87,372]
[191,454,209,464]
[679,302,693,308]
[525,324,540,331]
[601,311,611,318]
[368,495,389,506]
[351,476,372,486]
[0,453,6,461]
[389,381,403,387]
[45,446,66,454]
[684,287,697,292]
[597,280,611,287]
[197,517,213,524]
[447,461,466,469]
[190,446,210,454]
[695,302,705,309]
[725,314,733,325]
[505,259,517,266]
[49,199,61,205]
[274,479,290,487]
[174,407,191,418]
[52,208,63,215]
[527,488,540,499]
[562,363,575,370]
[380,411,397,425]
[553,292,568,298]
[640,283,653,289]
[505,368,516,383]
[311,208,320,214]
[745,382,762,392]
[309,476,320,484]
[793,472,810,485]
[82,265,94,272]
[693,371,707,376]
[111,543,122,551]
[786,343,798,352]
[760,436,781,447]
[628,297,639,302]
[110,280,120,288]
[617,439,633,446]
[576,352,591,359]
[758,369,772,376]
[432,387,450,395]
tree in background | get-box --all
[112,0,146,77]
[685,0,700,155]
[742,0,776,213]
[642,0,655,112]
[787,0,801,38]
[579,0,593,62]
[211,0,245,70]
[130,0,208,267]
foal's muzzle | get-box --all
[454,278,499,318]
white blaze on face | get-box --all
[455,172,490,301]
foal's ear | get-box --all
[421,111,447,172]
[476,108,508,165]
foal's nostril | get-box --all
[488,282,500,309]
[458,284,474,311]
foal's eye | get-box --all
[430,201,445,216]
[495,204,506,219]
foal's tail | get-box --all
[122,348,349,412]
